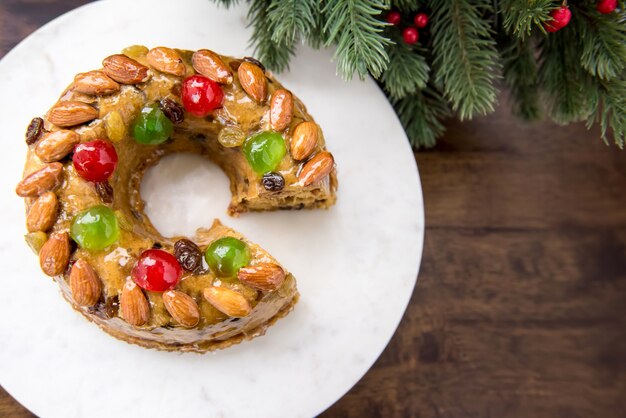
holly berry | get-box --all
[403,27,419,45]
[597,0,617,14]
[414,13,429,28]
[181,75,224,117]
[132,249,182,292]
[243,131,286,174]
[72,140,118,182]
[70,205,120,251]
[386,10,401,26]
[204,237,250,277]
[544,6,571,33]
[131,105,173,145]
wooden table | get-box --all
[2,1,624,417]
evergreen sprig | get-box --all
[211,0,626,149]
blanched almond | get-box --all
[203,286,251,317]
[192,49,233,84]
[290,121,318,160]
[47,101,98,127]
[16,163,64,197]
[70,259,102,307]
[35,130,80,162]
[102,54,150,84]
[238,263,286,292]
[120,281,149,326]
[270,89,293,131]
[298,151,334,186]
[238,61,267,103]
[146,47,186,76]
[73,70,120,95]
[39,232,70,276]
[163,290,200,327]
[26,191,58,232]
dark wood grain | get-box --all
[1,2,625,417]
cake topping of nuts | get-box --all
[147,47,186,76]
[298,151,335,186]
[270,89,293,132]
[73,70,120,95]
[192,49,233,84]
[26,191,58,232]
[120,281,150,326]
[290,121,319,161]
[70,259,102,307]
[47,101,98,127]
[163,290,200,327]
[102,54,150,84]
[39,232,71,277]
[238,263,286,292]
[238,61,267,103]
[203,286,252,318]
[35,130,80,163]
[16,162,64,197]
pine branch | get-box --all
[267,0,317,45]
[323,0,392,79]
[499,0,554,39]
[210,0,241,7]
[394,87,451,148]
[538,15,597,124]
[500,35,541,120]
[393,0,422,14]
[578,7,626,81]
[248,0,295,72]
[380,34,429,100]
[428,0,500,120]
[590,79,626,148]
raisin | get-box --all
[174,238,203,272]
[262,172,285,191]
[243,56,266,72]
[159,98,185,124]
[25,117,44,145]
[95,181,114,204]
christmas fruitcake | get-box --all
[15,46,337,352]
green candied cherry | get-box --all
[204,237,250,277]
[70,205,120,251]
[242,131,286,174]
[131,104,173,145]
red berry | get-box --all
[386,11,401,26]
[414,13,429,29]
[402,27,419,45]
[72,140,118,182]
[544,6,572,32]
[597,0,617,14]
[181,75,224,117]
[132,249,182,292]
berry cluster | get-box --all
[385,10,429,45]
[544,1,618,33]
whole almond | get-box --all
[238,61,267,103]
[70,259,102,307]
[192,49,233,84]
[270,89,293,131]
[163,290,200,327]
[291,121,318,160]
[203,286,251,317]
[120,281,150,326]
[16,162,64,197]
[298,151,335,186]
[26,191,58,232]
[35,130,80,163]
[102,54,150,84]
[39,232,70,276]
[238,263,286,292]
[73,70,120,95]
[146,47,186,76]
[47,101,98,127]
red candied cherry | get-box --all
[73,139,118,182]
[385,10,401,26]
[403,27,419,45]
[597,0,617,14]
[132,249,182,292]
[544,6,571,33]
[414,13,429,28]
[181,75,224,117]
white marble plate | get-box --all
[0,1,424,417]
